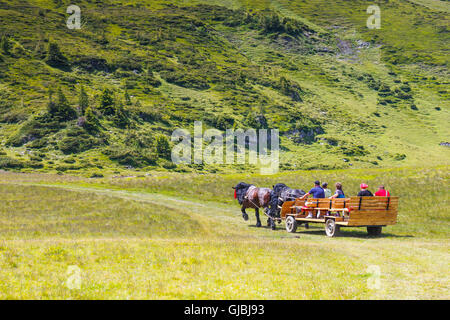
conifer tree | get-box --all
[78,86,89,115]
[98,88,115,115]
[45,41,69,68]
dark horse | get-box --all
[233,182,271,227]
[268,183,306,229]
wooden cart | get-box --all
[280,196,398,237]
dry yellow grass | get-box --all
[0,167,448,299]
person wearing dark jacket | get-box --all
[357,183,373,196]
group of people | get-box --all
[300,180,391,200]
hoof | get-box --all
[271,224,276,230]
[242,214,249,221]
[256,222,262,227]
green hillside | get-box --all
[0,0,448,175]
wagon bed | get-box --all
[280,196,399,237]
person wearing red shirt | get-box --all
[375,185,390,197]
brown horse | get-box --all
[232,182,271,227]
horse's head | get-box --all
[272,183,288,196]
[232,182,252,205]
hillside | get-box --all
[0,0,449,175]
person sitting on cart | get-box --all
[375,185,390,197]
[330,182,345,198]
[301,180,325,199]
[301,181,325,218]
[322,182,332,198]
[357,183,373,196]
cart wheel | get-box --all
[285,216,297,233]
[367,226,382,236]
[325,219,340,237]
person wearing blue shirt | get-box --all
[301,181,325,218]
[301,181,325,199]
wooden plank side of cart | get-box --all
[344,196,398,226]
[281,196,399,227]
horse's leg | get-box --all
[241,206,249,221]
[255,208,262,227]
[264,206,276,230]
[263,207,271,226]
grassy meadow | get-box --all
[0,166,448,299]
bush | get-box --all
[339,143,368,156]
[1,35,12,55]
[90,172,104,178]
[112,103,130,128]
[278,77,304,102]
[83,107,100,132]
[47,88,77,121]
[6,113,62,147]
[155,135,171,159]
[0,110,28,123]
[75,56,109,72]
[161,160,177,169]
[58,127,105,154]
[45,41,69,69]
[98,88,115,115]
[103,146,157,167]
[0,156,23,169]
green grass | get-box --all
[0,0,448,174]
[0,167,448,299]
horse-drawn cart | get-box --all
[280,196,399,237]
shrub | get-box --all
[47,88,77,121]
[339,143,368,156]
[45,41,69,69]
[90,172,104,178]
[6,113,62,147]
[74,56,109,72]
[278,77,304,101]
[78,86,89,114]
[112,102,129,128]
[146,70,162,87]
[394,153,406,161]
[83,107,100,132]
[0,156,23,169]
[161,160,176,169]
[98,88,115,115]
[58,127,105,154]
[155,135,171,159]
[0,110,28,123]
[1,35,12,55]
[103,146,157,167]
